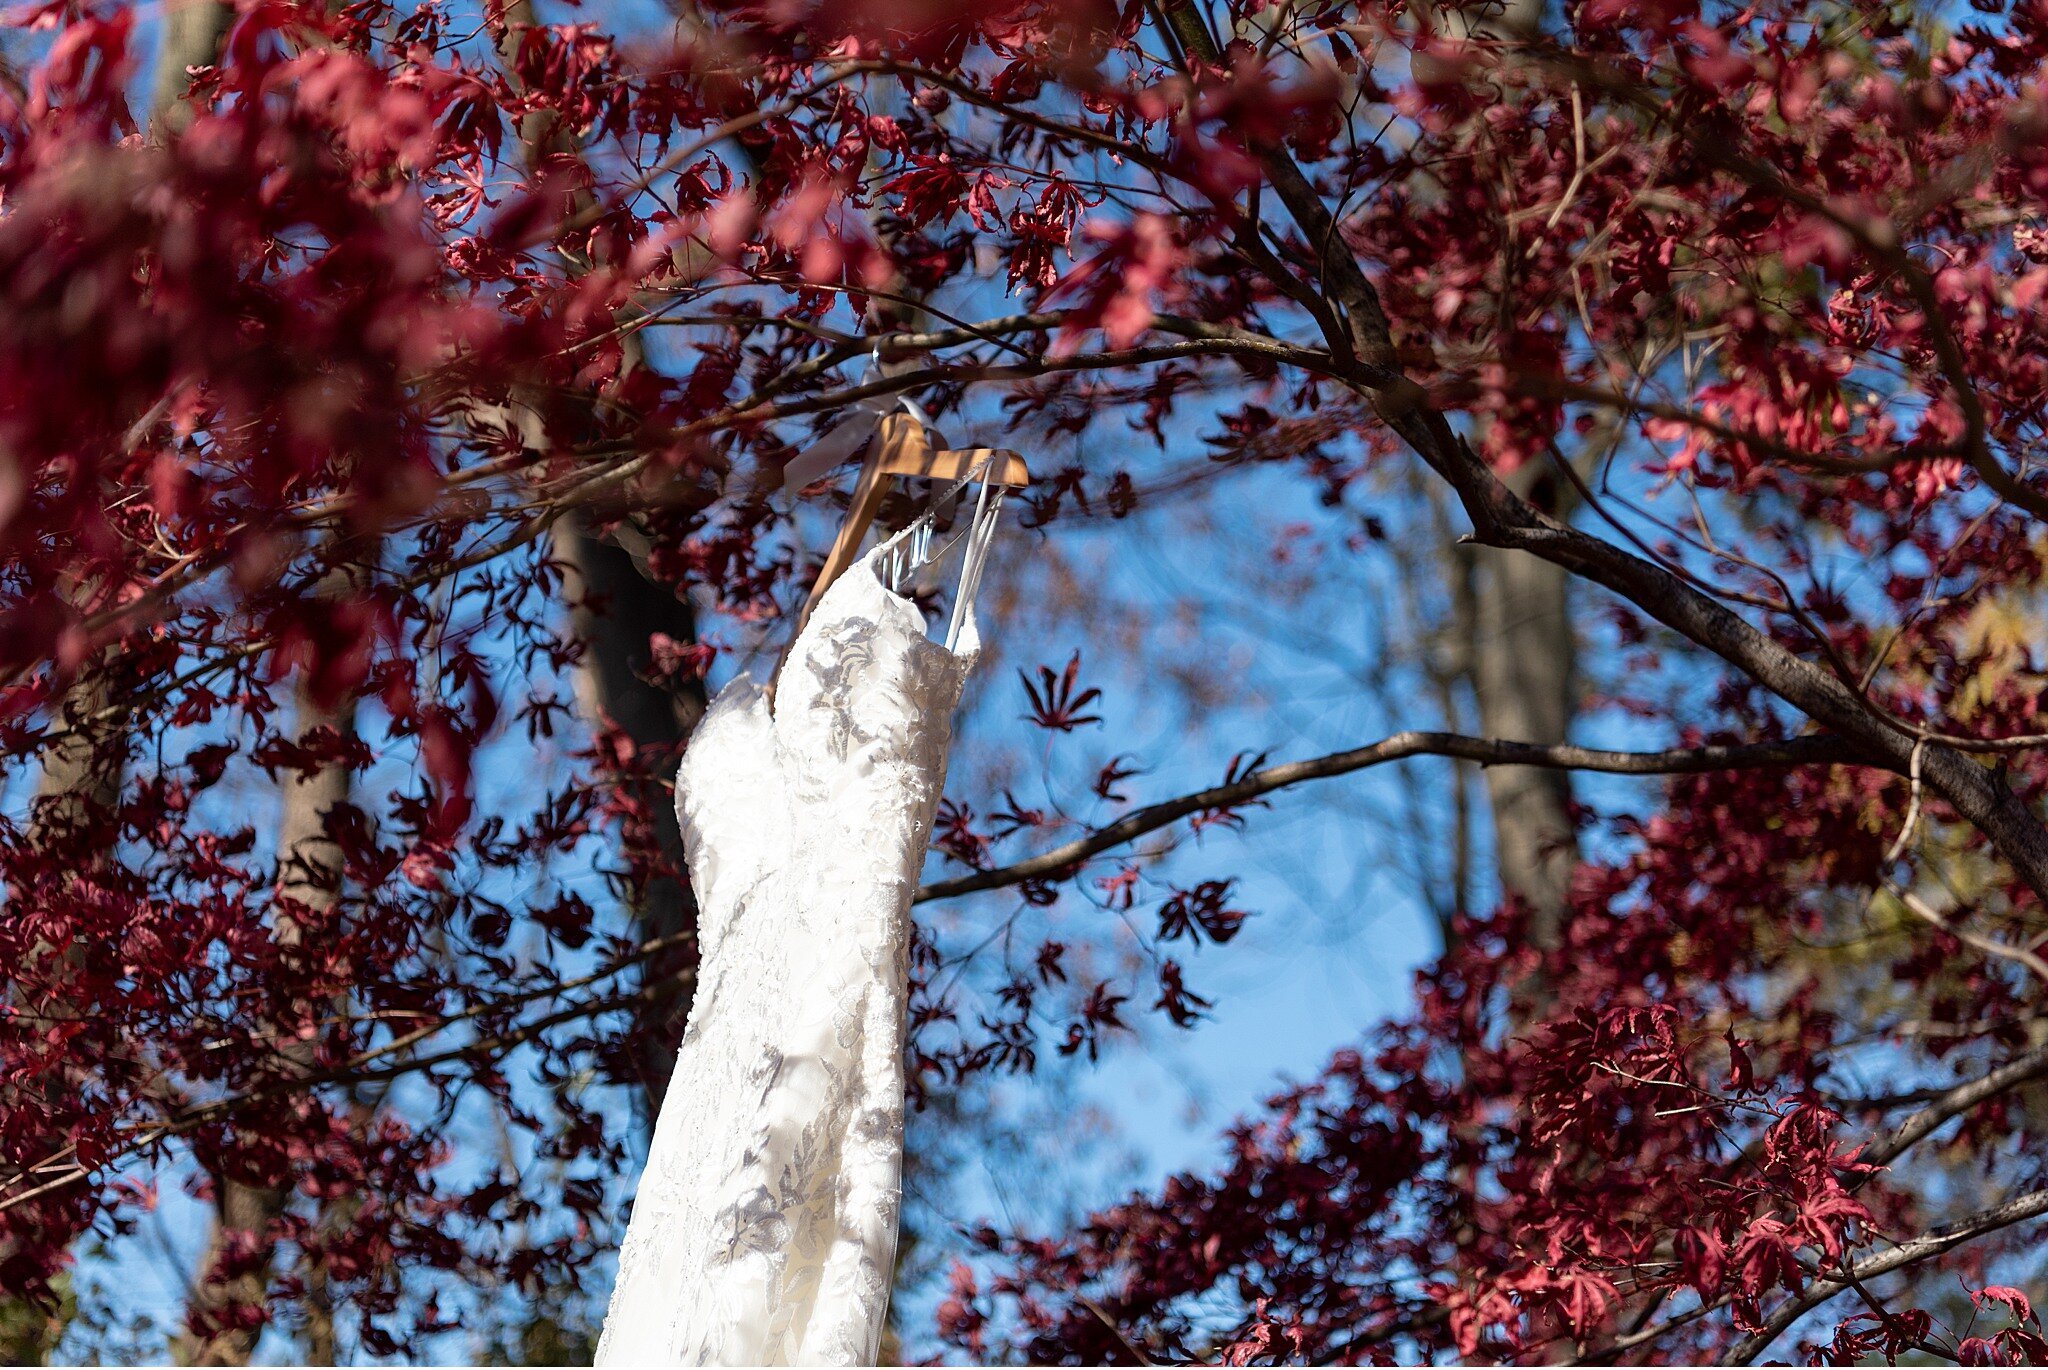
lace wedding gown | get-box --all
[596,546,977,1366]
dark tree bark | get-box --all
[560,520,708,1113]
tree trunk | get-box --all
[1443,431,1592,1367]
[1465,461,1581,950]
[151,9,288,1353]
[31,675,124,825]
[495,0,711,1120]
[181,1171,299,1367]
[149,0,234,135]
[181,687,353,1366]
[559,519,708,1115]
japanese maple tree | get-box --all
[1,0,2047,1364]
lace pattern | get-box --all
[596,547,977,1366]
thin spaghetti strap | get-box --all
[848,448,1006,654]
[945,480,1003,653]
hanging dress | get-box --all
[596,544,978,1366]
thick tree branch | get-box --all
[916,732,1871,903]
[1863,1042,2048,1170]
[10,323,1346,693]
[741,308,1326,404]
[1719,1186,2048,1365]
[1149,3,2048,907]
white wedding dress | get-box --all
[596,545,978,1366]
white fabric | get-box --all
[597,545,977,1366]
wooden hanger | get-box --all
[873,426,1029,489]
[771,411,1029,700]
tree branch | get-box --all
[1538,51,2048,526]
[0,935,696,1218]
[1571,1043,2048,1363]
[1863,1042,2048,1170]
[1719,1186,2048,1365]
[1148,3,2048,907]
[915,732,1872,903]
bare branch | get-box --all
[916,732,1871,903]
[1863,1042,2048,1170]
